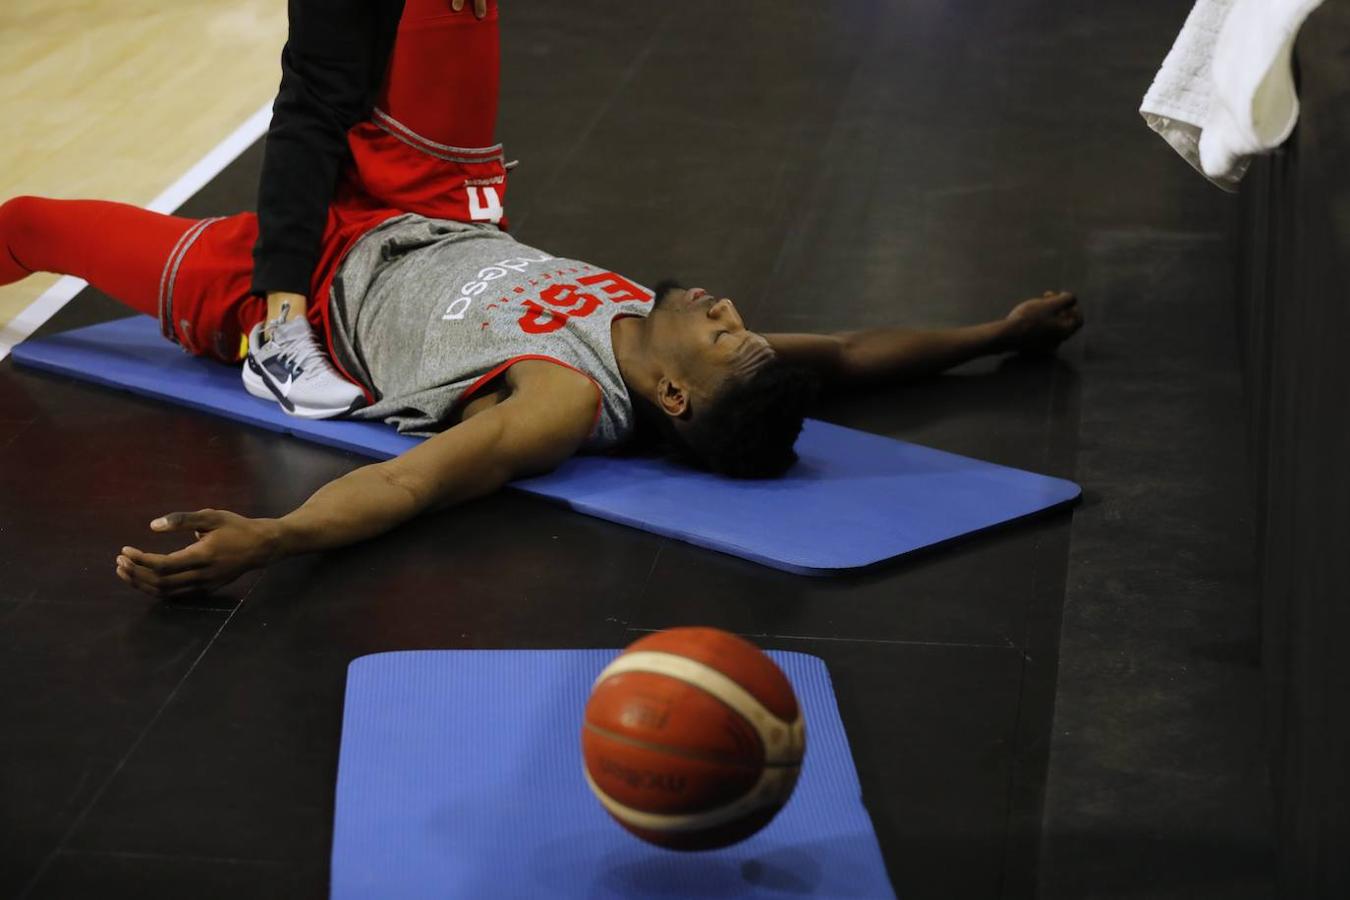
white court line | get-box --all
[0,99,274,361]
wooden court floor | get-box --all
[0,0,286,329]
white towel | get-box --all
[1140,0,1326,191]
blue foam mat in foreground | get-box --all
[12,316,1080,573]
[332,650,894,900]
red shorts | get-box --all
[161,0,506,404]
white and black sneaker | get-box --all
[242,311,365,419]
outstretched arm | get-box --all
[114,374,598,599]
[764,291,1083,387]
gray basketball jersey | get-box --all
[329,214,654,451]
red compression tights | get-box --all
[0,196,197,318]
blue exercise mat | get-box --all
[331,650,894,900]
[11,316,1080,574]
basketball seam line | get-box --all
[583,766,798,835]
[582,721,801,769]
[594,652,804,764]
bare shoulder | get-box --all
[491,360,599,472]
[380,360,600,510]
[505,359,599,407]
[502,359,600,437]
[457,359,598,425]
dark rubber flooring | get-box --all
[0,2,1271,897]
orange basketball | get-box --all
[581,627,806,850]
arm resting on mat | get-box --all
[115,374,598,599]
[764,290,1083,387]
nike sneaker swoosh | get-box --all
[262,357,298,396]
[246,355,296,412]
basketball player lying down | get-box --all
[0,1,1082,598]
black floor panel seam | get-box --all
[54,848,295,867]
[751,11,878,313]
[3,597,235,614]
[0,417,37,452]
[998,644,1034,898]
[17,587,255,898]
[0,589,40,626]
[636,543,664,602]
[508,8,674,235]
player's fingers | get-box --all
[475,0,487,18]
[150,509,225,535]
[115,564,139,591]
[117,556,159,590]
[116,558,163,597]
[452,0,465,11]
[120,545,208,577]
[117,557,211,595]
[115,564,169,600]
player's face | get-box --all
[649,283,776,405]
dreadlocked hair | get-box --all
[667,359,821,479]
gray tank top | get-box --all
[328,214,653,451]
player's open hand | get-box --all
[450,0,490,18]
[1004,290,1084,355]
[115,509,282,599]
